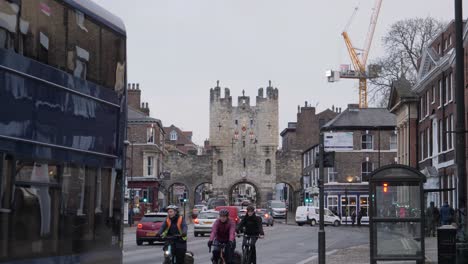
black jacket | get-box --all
[237,213,264,236]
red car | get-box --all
[215,206,240,224]
[136,212,167,245]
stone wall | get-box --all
[163,151,212,207]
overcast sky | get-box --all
[95,0,465,145]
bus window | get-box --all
[20,0,66,69]
[101,28,125,90]
[0,0,19,50]
[67,8,100,83]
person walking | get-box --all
[351,210,356,226]
[357,208,363,226]
[440,201,453,225]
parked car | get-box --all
[267,200,287,218]
[194,210,218,237]
[256,209,274,226]
[215,206,240,224]
[207,197,227,209]
[136,212,167,245]
[301,207,341,227]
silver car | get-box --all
[194,211,218,237]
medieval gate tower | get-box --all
[209,81,279,206]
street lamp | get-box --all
[124,139,135,225]
[345,176,354,226]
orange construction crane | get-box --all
[326,0,383,108]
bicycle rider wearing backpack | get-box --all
[236,205,264,264]
[208,209,236,264]
[158,205,188,264]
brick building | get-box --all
[126,83,165,217]
[408,21,467,209]
[311,104,397,224]
[164,125,198,154]
[279,102,339,207]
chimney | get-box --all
[332,105,335,112]
[127,82,141,110]
[140,102,150,116]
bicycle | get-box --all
[162,235,182,264]
[239,235,260,264]
[209,241,230,264]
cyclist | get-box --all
[158,205,188,264]
[208,209,236,263]
[236,205,264,264]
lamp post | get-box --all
[124,139,135,225]
[346,176,354,226]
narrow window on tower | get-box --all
[243,141,246,147]
[265,159,271,175]
[243,158,246,168]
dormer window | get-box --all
[170,130,177,141]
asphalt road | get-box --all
[123,221,369,264]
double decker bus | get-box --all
[0,0,126,263]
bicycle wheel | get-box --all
[242,247,251,264]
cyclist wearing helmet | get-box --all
[236,205,264,264]
[158,205,188,264]
[208,209,236,264]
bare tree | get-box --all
[369,17,445,105]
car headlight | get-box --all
[164,251,170,256]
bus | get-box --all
[0,0,126,263]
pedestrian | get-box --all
[357,208,363,226]
[351,210,356,226]
[440,201,453,225]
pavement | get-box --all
[304,237,437,264]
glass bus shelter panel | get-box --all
[376,222,422,256]
[374,183,421,218]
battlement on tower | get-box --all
[210,80,278,108]
[210,81,232,106]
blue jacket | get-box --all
[440,204,452,222]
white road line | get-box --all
[295,249,338,264]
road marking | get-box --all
[295,249,338,264]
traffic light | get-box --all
[183,191,187,203]
[315,151,335,168]
[142,192,148,203]
[383,183,388,193]
[305,192,310,203]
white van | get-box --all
[295,206,313,226]
[295,206,341,227]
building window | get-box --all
[390,134,397,150]
[327,167,337,183]
[426,90,430,116]
[217,160,223,176]
[235,120,238,126]
[327,196,338,215]
[359,196,369,217]
[361,134,373,150]
[420,97,424,120]
[431,85,435,104]
[427,127,431,157]
[439,120,444,152]
[361,162,373,181]
[445,74,452,104]
[147,127,155,143]
[437,43,441,54]
[147,156,154,176]
[243,158,246,168]
[265,159,271,175]
[170,130,177,141]
[439,79,443,107]
[448,35,452,46]
[341,195,357,221]
[447,116,453,150]
[451,115,454,148]
[449,73,453,102]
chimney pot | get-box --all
[132,83,135,90]
[137,83,140,90]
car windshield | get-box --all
[195,205,204,209]
[257,209,267,214]
[198,212,218,219]
[141,215,166,223]
[270,202,286,208]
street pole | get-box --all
[454,0,467,238]
[130,142,134,226]
[318,132,326,264]
[345,187,348,226]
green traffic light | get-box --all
[143,198,147,203]
[183,199,187,202]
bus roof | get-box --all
[64,0,126,36]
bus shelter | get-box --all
[369,165,426,264]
